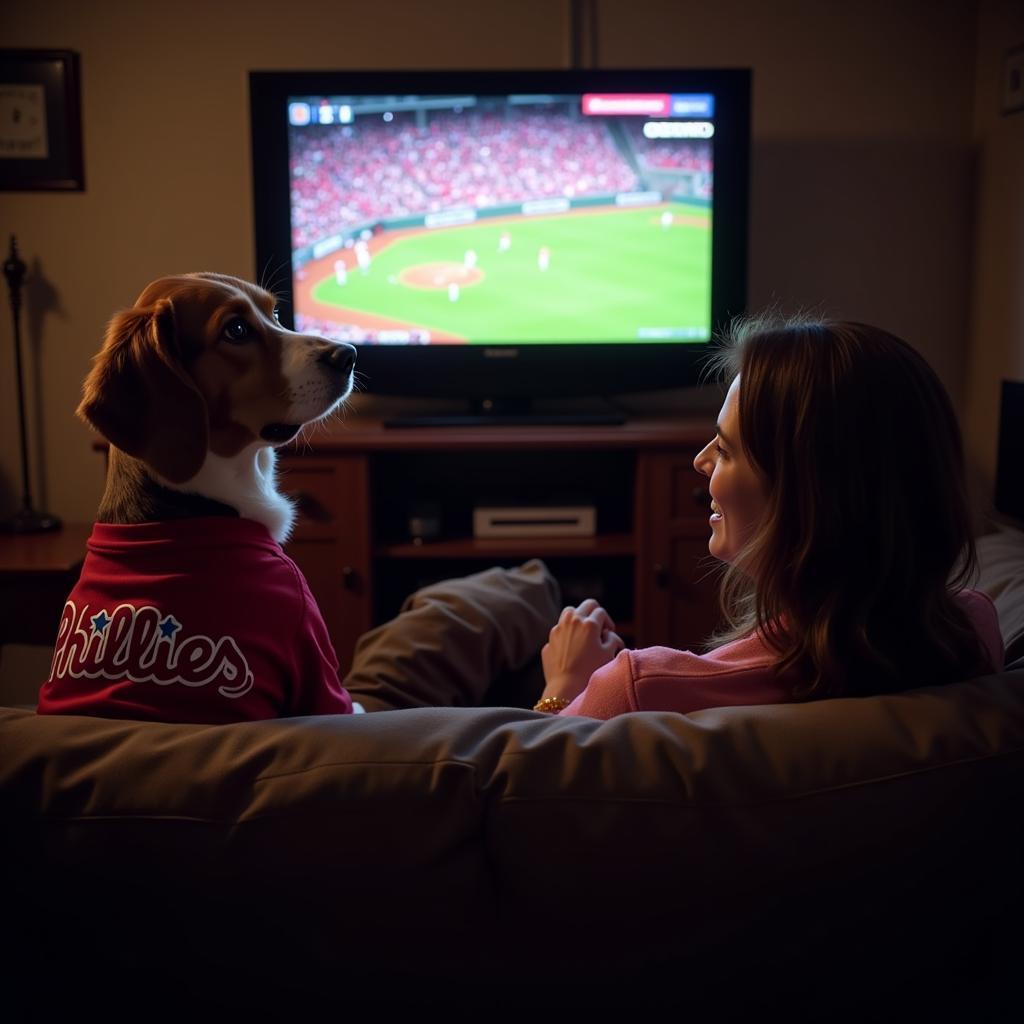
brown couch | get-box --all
[2,559,1023,1019]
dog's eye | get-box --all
[223,318,251,344]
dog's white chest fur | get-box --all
[165,446,295,543]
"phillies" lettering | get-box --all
[49,600,254,698]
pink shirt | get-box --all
[560,589,1005,720]
[37,517,354,723]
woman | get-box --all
[536,316,1005,718]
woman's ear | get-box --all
[77,298,209,484]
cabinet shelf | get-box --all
[376,532,636,560]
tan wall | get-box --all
[965,0,1024,513]
[0,0,982,527]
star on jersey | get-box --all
[159,615,181,639]
[90,610,110,635]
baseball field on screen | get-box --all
[301,203,711,343]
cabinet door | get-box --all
[277,454,372,673]
[635,451,722,651]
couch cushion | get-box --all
[3,666,1023,1007]
[345,557,559,711]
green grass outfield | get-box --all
[308,203,711,343]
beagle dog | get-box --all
[80,272,355,540]
[37,273,360,723]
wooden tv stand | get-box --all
[277,414,721,674]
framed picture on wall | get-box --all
[0,49,84,191]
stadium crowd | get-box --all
[289,109,641,249]
[631,134,713,173]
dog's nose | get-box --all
[320,342,356,376]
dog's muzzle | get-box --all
[259,343,357,444]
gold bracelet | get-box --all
[533,696,571,713]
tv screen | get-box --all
[250,69,750,409]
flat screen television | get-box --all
[249,68,750,422]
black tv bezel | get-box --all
[250,67,750,400]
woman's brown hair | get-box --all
[705,314,993,698]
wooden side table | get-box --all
[0,524,90,650]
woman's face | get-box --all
[693,376,768,567]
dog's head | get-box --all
[78,272,356,483]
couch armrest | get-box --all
[977,524,1024,663]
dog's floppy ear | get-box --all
[78,298,208,484]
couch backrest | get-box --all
[2,670,1023,1005]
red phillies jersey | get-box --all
[37,517,354,723]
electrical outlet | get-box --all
[1003,45,1024,115]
